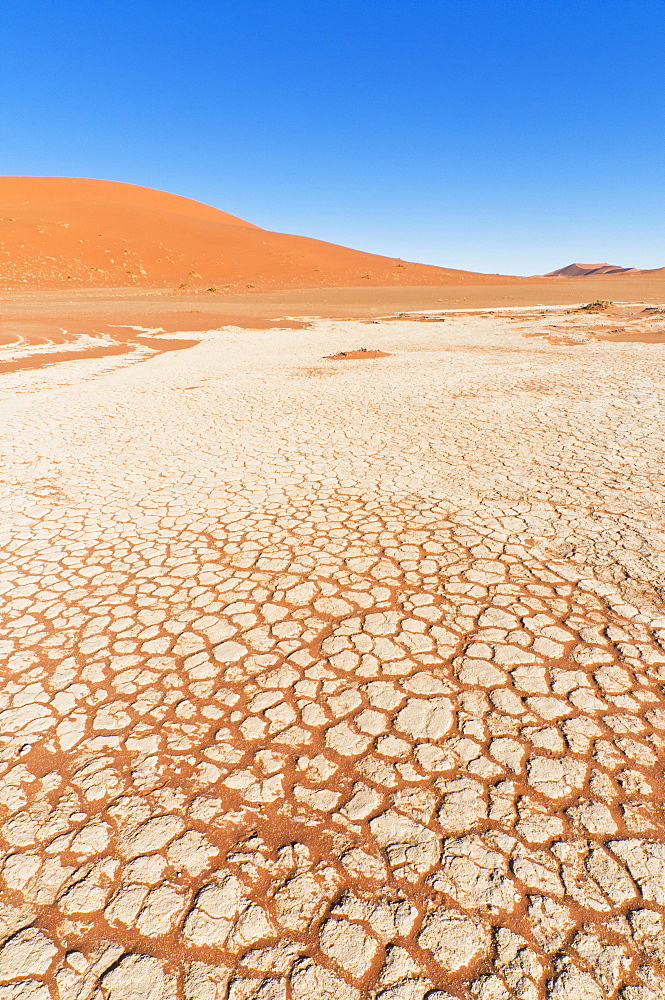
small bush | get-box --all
[580,300,613,312]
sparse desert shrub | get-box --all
[580,300,613,311]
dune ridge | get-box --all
[544,261,665,278]
[544,262,637,277]
[0,176,534,293]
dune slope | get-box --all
[0,176,530,292]
[544,262,665,279]
[544,262,637,277]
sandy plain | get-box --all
[1,292,665,1000]
[2,275,665,374]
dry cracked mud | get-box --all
[1,306,665,1000]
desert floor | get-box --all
[1,296,665,1000]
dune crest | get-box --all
[0,176,528,292]
[542,262,665,278]
[544,262,638,277]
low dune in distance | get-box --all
[544,262,638,277]
[543,262,665,278]
[0,176,537,293]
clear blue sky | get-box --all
[1,0,664,274]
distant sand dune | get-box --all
[544,261,665,278]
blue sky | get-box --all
[1,0,664,274]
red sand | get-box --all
[1,177,663,368]
[545,262,665,278]
[325,349,391,360]
[0,176,535,293]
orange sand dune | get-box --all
[544,262,638,277]
[0,176,534,292]
[544,262,665,278]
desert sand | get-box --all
[544,263,638,277]
[1,178,665,999]
[3,282,665,376]
[0,177,540,293]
